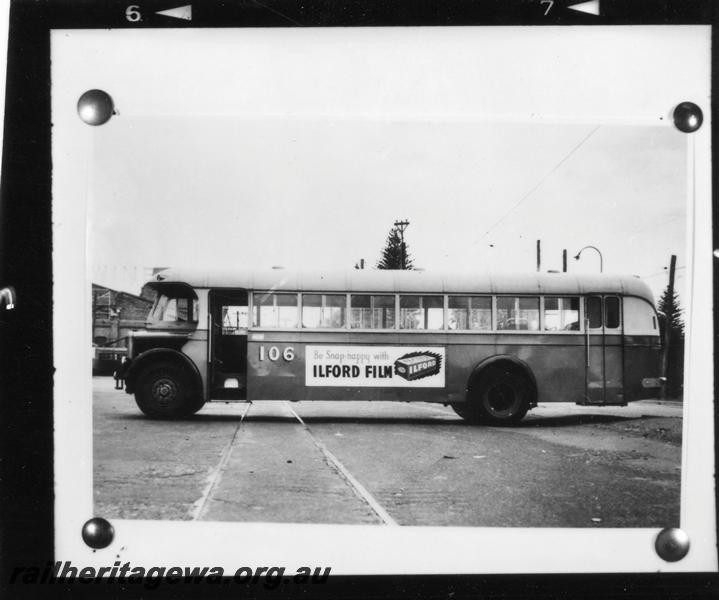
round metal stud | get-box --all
[672,102,703,133]
[81,517,115,549]
[77,90,115,126]
[655,527,690,562]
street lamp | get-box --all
[573,245,604,273]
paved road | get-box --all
[94,377,682,527]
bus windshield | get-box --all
[148,294,198,324]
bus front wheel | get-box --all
[134,360,204,419]
[457,364,532,425]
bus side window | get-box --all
[252,292,298,328]
[587,296,602,329]
[605,296,621,329]
[399,295,443,330]
[448,296,492,330]
[497,296,539,331]
[350,294,395,329]
[544,296,580,331]
[302,294,346,328]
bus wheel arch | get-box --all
[457,356,537,425]
[129,349,205,419]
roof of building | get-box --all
[148,268,657,304]
[92,283,153,304]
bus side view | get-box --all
[114,269,664,424]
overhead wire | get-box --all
[641,265,687,279]
[480,125,601,241]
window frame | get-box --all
[604,295,622,330]
[541,295,582,333]
[447,294,493,331]
[301,292,348,329]
[251,291,301,329]
[243,289,603,334]
[148,292,199,326]
[586,295,604,331]
[349,293,397,331]
[495,295,542,332]
[398,293,445,331]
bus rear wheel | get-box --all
[451,402,480,422]
[458,364,532,425]
[134,360,204,419]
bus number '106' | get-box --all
[258,346,295,362]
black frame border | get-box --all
[0,0,717,598]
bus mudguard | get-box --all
[466,354,539,407]
[123,348,202,395]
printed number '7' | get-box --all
[540,0,553,15]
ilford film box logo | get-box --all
[306,346,445,388]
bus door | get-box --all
[584,295,624,405]
[209,290,248,400]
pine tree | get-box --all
[657,284,684,398]
[657,286,684,337]
[376,226,413,270]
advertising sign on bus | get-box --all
[305,345,445,387]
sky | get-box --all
[89,117,687,304]
[50,25,708,309]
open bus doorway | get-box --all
[209,290,249,400]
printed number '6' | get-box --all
[126,5,142,21]
[259,346,295,361]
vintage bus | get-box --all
[114,268,664,424]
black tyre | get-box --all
[457,364,533,425]
[475,364,532,424]
[134,360,204,419]
[451,401,483,423]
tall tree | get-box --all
[657,284,684,398]
[376,226,413,270]
[657,285,684,337]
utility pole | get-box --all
[661,254,677,398]
[394,220,410,270]
[536,240,541,272]
[562,249,567,272]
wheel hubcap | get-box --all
[152,378,177,405]
[486,382,517,415]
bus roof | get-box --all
[150,268,657,304]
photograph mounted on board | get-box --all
[50,24,713,574]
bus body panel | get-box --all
[246,332,460,403]
[181,331,209,392]
[204,332,659,404]
[623,335,663,400]
[603,334,625,404]
[242,333,600,405]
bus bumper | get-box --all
[641,377,666,389]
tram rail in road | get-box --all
[283,402,398,526]
[191,402,252,521]
[93,377,682,527]
[191,399,398,525]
